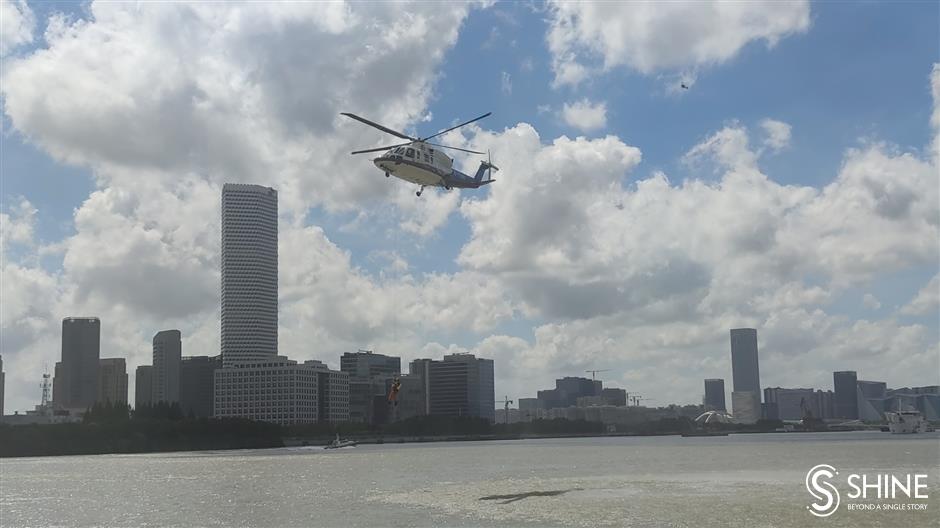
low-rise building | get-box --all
[213,356,348,425]
[763,387,816,421]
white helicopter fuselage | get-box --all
[373,142,453,187]
[342,111,495,196]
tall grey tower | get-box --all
[221,183,278,367]
[833,370,859,419]
[57,317,101,409]
[152,330,181,403]
[704,378,726,412]
[730,328,761,394]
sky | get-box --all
[1,0,938,414]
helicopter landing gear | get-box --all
[416,186,425,197]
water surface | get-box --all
[2,432,938,527]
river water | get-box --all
[1,432,938,527]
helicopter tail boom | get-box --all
[472,160,499,183]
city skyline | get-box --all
[3,311,931,415]
[1,2,938,413]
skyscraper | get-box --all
[152,330,181,404]
[704,378,726,412]
[55,317,101,409]
[214,183,348,425]
[98,358,128,404]
[221,183,278,367]
[833,371,859,419]
[135,366,153,408]
[0,354,4,416]
[730,328,761,395]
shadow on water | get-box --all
[479,489,582,504]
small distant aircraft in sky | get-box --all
[680,83,690,90]
[342,112,498,197]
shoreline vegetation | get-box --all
[0,402,876,458]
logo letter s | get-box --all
[806,464,841,517]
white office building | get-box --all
[214,356,348,425]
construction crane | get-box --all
[500,395,513,423]
[585,369,610,381]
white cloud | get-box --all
[547,1,810,86]
[862,293,881,310]
[0,0,34,57]
[902,274,939,316]
[561,98,607,132]
[0,197,37,249]
[1,1,474,217]
[760,118,792,152]
[500,71,512,95]
[684,123,759,170]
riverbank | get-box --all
[0,419,284,457]
[1,415,880,458]
[283,427,870,448]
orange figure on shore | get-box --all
[388,378,401,406]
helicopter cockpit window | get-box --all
[405,148,415,158]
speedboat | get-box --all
[324,434,357,449]
[885,410,928,434]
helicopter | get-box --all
[342,112,498,197]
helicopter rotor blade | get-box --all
[427,142,485,155]
[350,142,412,155]
[420,112,491,142]
[341,113,416,141]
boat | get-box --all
[324,433,358,449]
[885,410,928,434]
